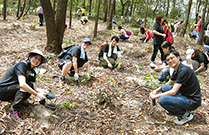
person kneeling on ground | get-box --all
[186,48,208,74]
[0,49,48,121]
[150,50,201,125]
[140,27,154,43]
[98,36,122,70]
[58,38,91,81]
[118,26,129,42]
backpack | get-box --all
[57,45,75,59]
[98,41,110,55]
[165,30,174,45]
[125,29,132,36]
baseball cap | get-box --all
[82,38,91,45]
[186,49,195,59]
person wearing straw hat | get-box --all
[0,49,48,121]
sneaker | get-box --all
[68,70,75,76]
[13,111,22,121]
[150,61,156,69]
[60,76,65,81]
[173,112,193,125]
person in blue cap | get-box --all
[58,38,91,81]
[0,49,48,121]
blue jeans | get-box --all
[158,85,192,117]
[197,31,201,43]
[158,68,170,82]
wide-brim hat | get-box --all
[28,49,47,63]
[186,49,195,59]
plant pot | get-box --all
[29,26,35,30]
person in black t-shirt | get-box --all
[150,50,201,125]
[0,50,48,121]
[150,15,166,68]
[98,36,122,70]
[58,38,91,81]
[187,48,208,74]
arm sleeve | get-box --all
[14,63,27,77]
[175,69,190,85]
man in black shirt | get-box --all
[58,38,91,81]
[150,50,201,125]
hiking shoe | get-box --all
[60,76,65,81]
[150,61,156,69]
[173,112,193,125]
[68,70,75,76]
[13,111,22,121]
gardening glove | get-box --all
[36,93,46,100]
[74,73,79,81]
[108,62,113,68]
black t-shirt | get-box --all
[196,53,208,70]
[153,23,164,45]
[98,44,120,58]
[0,61,36,90]
[171,63,201,109]
[65,45,88,68]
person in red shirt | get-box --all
[140,27,154,43]
[195,16,202,43]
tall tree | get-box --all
[199,0,208,44]
[69,0,73,28]
[3,0,6,20]
[165,0,170,17]
[179,0,193,37]
[23,0,31,17]
[89,0,92,17]
[94,0,101,37]
[53,0,56,14]
[152,0,160,16]
[206,6,209,22]
[195,0,202,24]
[120,0,129,16]
[107,0,113,30]
[17,0,26,20]
[124,0,130,17]
[144,0,149,28]
[17,0,21,17]
[40,0,68,53]
[103,0,108,22]
[129,0,134,16]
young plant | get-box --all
[144,72,159,90]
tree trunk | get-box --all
[179,0,192,37]
[107,0,113,30]
[195,0,201,24]
[199,0,208,44]
[152,0,160,16]
[129,0,134,16]
[120,0,129,16]
[89,0,92,18]
[206,6,209,22]
[108,0,111,17]
[17,0,26,20]
[93,0,101,38]
[124,0,130,17]
[113,0,116,16]
[3,0,6,20]
[40,0,58,53]
[23,0,31,17]
[69,0,73,28]
[144,0,149,28]
[83,0,86,7]
[75,0,78,12]
[165,0,170,17]
[17,0,21,17]
[103,0,108,22]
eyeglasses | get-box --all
[166,56,175,62]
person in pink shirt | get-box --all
[195,16,202,43]
[140,27,154,43]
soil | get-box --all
[0,14,209,135]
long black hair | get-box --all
[161,41,175,50]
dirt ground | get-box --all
[0,14,209,135]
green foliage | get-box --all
[36,75,51,81]
[71,102,78,109]
[65,88,73,95]
[62,101,71,108]
[144,73,159,90]
[139,64,144,70]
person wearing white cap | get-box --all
[0,49,48,121]
[58,38,91,81]
[186,48,208,74]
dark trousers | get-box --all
[119,35,129,41]
[0,82,33,111]
[38,13,43,26]
[151,44,164,62]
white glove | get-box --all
[74,73,79,80]
[108,63,113,68]
[144,40,147,43]
[86,73,90,79]
[37,93,46,100]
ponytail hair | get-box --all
[161,41,175,50]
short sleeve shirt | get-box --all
[153,23,164,45]
[196,53,208,70]
[146,30,154,39]
[66,45,88,68]
[121,29,129,37]
[98,44,120,58]
[171,63,201,109]
[196,19,202,32]
[0,62,36,90]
